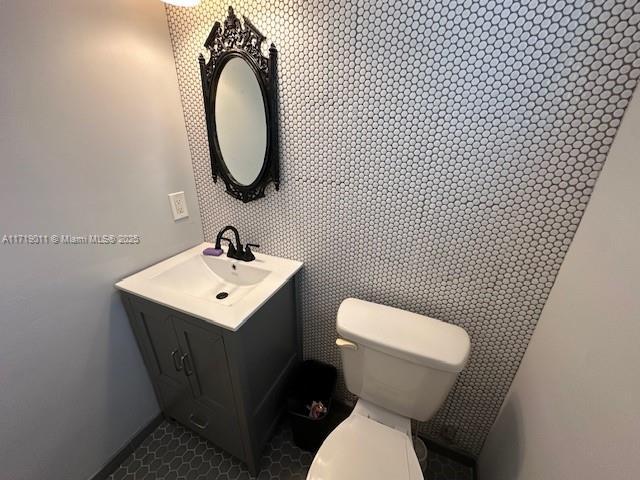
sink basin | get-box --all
[152,254,270,306]
[115,243,302,330]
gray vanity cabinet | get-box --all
[120,278,299,475]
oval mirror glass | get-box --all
[214,57,268,186]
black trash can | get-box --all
[286,360,338,451]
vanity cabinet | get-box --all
[120,278,299,475]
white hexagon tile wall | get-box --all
[164,0,640,456]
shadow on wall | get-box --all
[480,395,524,480]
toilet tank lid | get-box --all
[337,298,471,372]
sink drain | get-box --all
[216,291,229,300]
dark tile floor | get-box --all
[425,447,475,480]
[109,419,473,480]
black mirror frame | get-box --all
[198,6,279,203]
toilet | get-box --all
[306,298,471,480]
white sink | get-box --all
[115,243,303,331]
[152,254,270,306]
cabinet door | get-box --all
[127,297,192,420]
[174,318,244,458]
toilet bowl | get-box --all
[306,399,423,480]
[306,298,471,480]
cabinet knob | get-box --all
[189,414,208,430]
[171,349,183,371]
[181,352,194,376]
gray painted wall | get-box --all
[164,0,640,454]
[478,90,640,479]
[0,1,202,479]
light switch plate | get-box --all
[168,191,189,220]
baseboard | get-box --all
[420,436,477,479]
[89,413,164,480]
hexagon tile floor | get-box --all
[108,419,473,480]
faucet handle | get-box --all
[220,237,237,257]
[243,243,259,262]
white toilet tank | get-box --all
[336,298,471,421]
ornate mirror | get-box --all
[199,7,279,203]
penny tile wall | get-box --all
[164,0,640,455]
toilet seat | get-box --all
[306,414,423,480]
